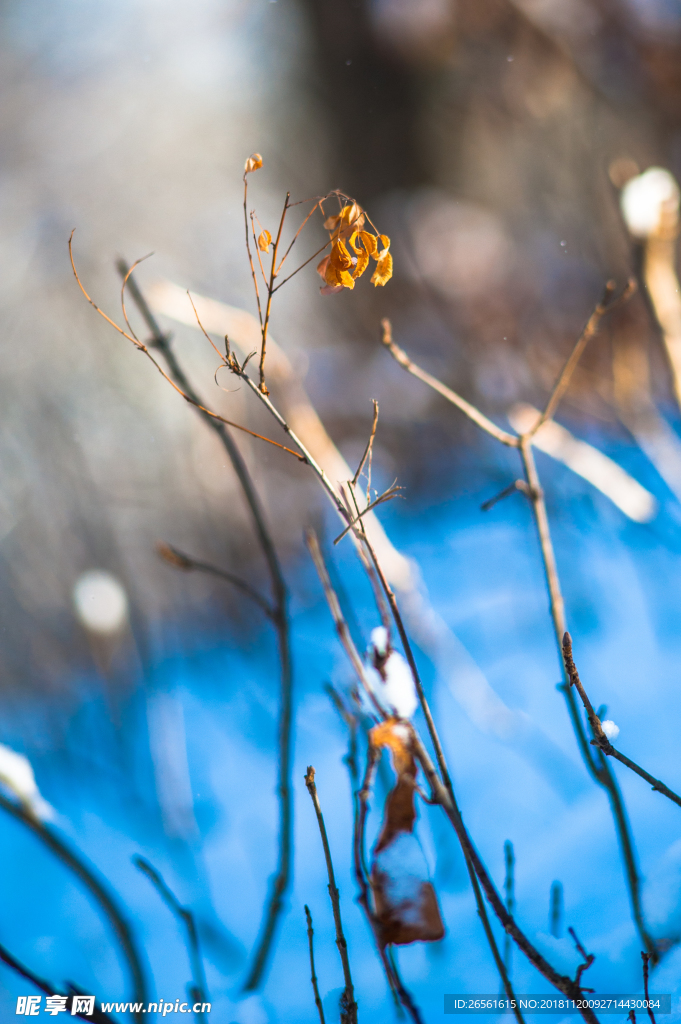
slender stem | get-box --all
[243,177,264,329]
[519,442,657,962]
[156,542,275,618]
[0,794,148,1022]
[381,320,519,447]
[133,857,208,1022]
[353,400,379,494]
[304,905,327,1024]
[528,280,635,436]
[410,738,601,1023]
[562,634,681,808]
[115,263,293,991]
[304,767,358,1024]
[259,193,290,392]
[236,370,348,516]
[271,239,331,293]
[0,941,116,1023]
[353,748,422,1023]
[641,952,656,1024]
[69,244,303,461]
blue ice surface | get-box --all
[1,421,681,1021]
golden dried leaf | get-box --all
[257,229,271,252]
[349,232,370,279]
[360,231,378,256]
[371,251,393,287]
[316,254,331,280]
[370,718,414,777]
[324,202,365,239]
[244,153,263,174]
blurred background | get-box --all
[2,0,681,1019]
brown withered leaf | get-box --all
[369,719,445,946]
[244,153,263,174]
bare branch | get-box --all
[0,793,148,1021]
[562,634,681,809]
[69,239,304,461]
[259,192,290,393]
[352,399,379,490]
[133,857,208,1021]
[641,952,656,1024]
[304,767,358,1024]
[305,529,384,718]
[381,319,519,447]
[156,542,274,619]
[481,480,530,512]
[304,905,326,1024]
[333,481,403,545]
[568,927,595,989]
[528,279,636,437]
[243,175,264,329]
[0,941,116,1023]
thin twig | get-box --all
[113,262,293,991]
[277,201,320,271]
[333,482,402,545]
[410,737,601,1023]
[304,905,326,1024]
[304,767,358,1024]
[133,857,208,1021]
[315,532,522,1022]
[528,279,636,437]
[0,941,116,1024]
[243,175,264,329]
[353,400,379,488]
[481,480,529,512]
[0,793,147,1022]
[503,841,515,984]
[568,927,595,989]
[353,747,415,1020]
[259,193,290,392]
[156,542,274,619]
[381,319,519,447]
[641,952,656,1024]
[306,530,384,718]
[271,240,331,294]
[562,634,681,809]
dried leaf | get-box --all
[360,231,378,256]
[258,229,271,252]
[371,251,393,287]
[368,726,445,946]
[370,719,415,777]
[244,153,263,174]
[349,232,370,280]
[324,202,365,239]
